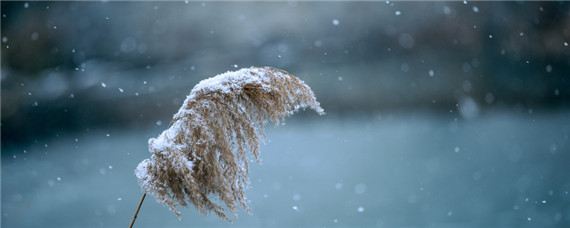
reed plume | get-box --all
[134,66,324,222]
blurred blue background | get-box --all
[2,1,570,227]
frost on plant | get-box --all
[135,67,324,222]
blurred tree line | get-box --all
[2,1,569,145]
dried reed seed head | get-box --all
[135,66,324,222]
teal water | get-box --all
[3,111,570,227]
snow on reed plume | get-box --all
[135,67,324,222]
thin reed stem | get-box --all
[128,193,146,228]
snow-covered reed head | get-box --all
[135,67,324,222]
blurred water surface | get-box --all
[3,112,570,227]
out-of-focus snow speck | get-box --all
[395,11,401,16]
[564,42,568,46]
[314,40,322,47]
[57,177,61,181]
[338,76,343,81]
[429,70,434,77]
[106,133,110,137]
[117,197,122,201]
[333,219,338,223]
[332,19,339,25]
[156,120,162,126]
[459,96,480,120]
[335,182,343,190]
[448,211,453,216]
[292,206,299,211]
[454,146,460,153]
[101,82,107,88]
[546,65,552,73]
[293,194,301,201]
[472,6,479,13]
[519,32,524,36]
[233,64,238,68]
[527,217,532,221]
[554,89,560,96]
[463,0,468,4]
[542,200,547,204]
[354,183,367,194]
[119,88,124,93]
[357,207,364,212]
[108,165,113,169]
[443,6,451,15]
[24,2,29,8]
[489,34,493,39]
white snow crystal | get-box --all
[101,82,107,88]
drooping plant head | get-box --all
[135,67,324,222]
